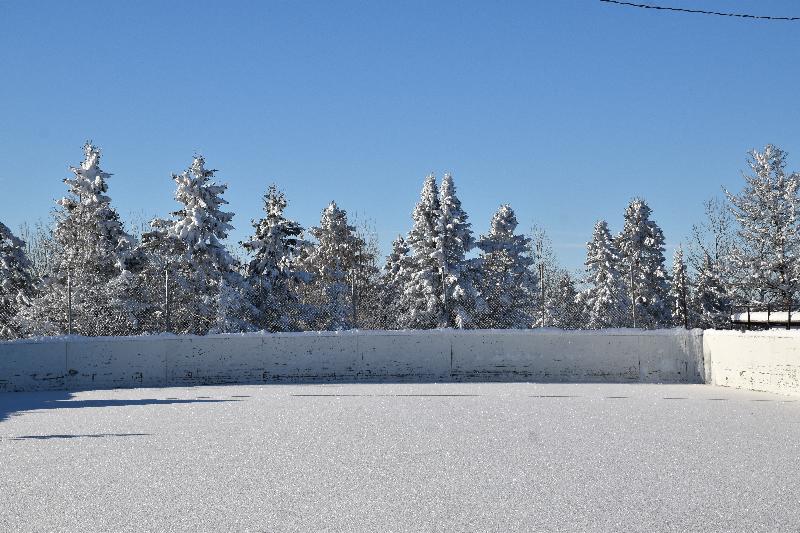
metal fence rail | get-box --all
[730,304,800,330]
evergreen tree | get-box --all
[616,198,670,328]
[17,143,139,336]
[434,174,482,328]
[692,251,730,329]
[142,155,242,335]
[541,271,583,329]
[583,220,629,329]
[301,201,373,330]
[209,274,258,334]
[669,246,690,328]
[476,204,537,328]
[0,222,34,339]
[725,145,800,309]
[379,235,413,329]
[402,174,444,329]
[348,216,384,330]
[241,185,308,331]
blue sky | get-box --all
[1,0,798,271]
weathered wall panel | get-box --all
[66,338,167,390]
[450,331,701,383]
[167,336,265,386]
[0,340,66,392]
[261,333,360,382]
[357,332,451,382]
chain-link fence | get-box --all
[8,267,725,340]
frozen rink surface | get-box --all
[2,383,799,532]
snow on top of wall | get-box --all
[704,328,800,339]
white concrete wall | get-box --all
[0,339,66,392]
[450,329,703,383]
[0,329,705,392]
[703,330,800,396]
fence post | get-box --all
[539,263,546,328]
[681,280,688,329]
[441,269,449,328]
[164,268,171,333]
[787,297,792,331]
[67,270,72,336]
[351,269,357,329]
[629,261,637,329]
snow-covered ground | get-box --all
[2,383,799,532]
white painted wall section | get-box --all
[0,339,66,392]
[0,329,706,392]
[703,330,800,396]
[451,329,703,383]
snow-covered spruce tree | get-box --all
[402,174,444,329]
[583,220,629,329]
[209,274,259,334]
[0,222,35,338]
[300,201,375,331]
[142,155,249,335]
[669,246,690,328]
[544,271,584,329]
[725,145,800,309]
[616,198,670,328]
[433,174,482,328]
[17,143,140,336]
[475,204,537,329]
[379,235,413,329]
[241,185,308,331]
[692,251,730,329]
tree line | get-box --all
[1,143,798,339]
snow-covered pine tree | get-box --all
[475,204,537,329]
[0,222,35,339]
[692,251,730,329]
[17,143,139,336]
[241,185,307,331]
[725,145,800,309]
[583,220,629,329]
[434,174,482,328]
[402,174,444,329]
[142,155,243,335]
[300,201,374,331]
[616,198,670,328]
[379,235,413,329]
[669,246,690,328]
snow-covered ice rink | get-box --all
[2,383,799,532]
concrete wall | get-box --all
[703,330,800,396]
[0,329,704,392]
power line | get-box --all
[599,0,800,21]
